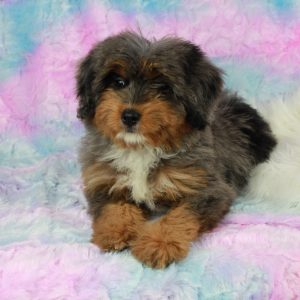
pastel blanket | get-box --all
[0,1,300,299]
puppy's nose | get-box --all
[121,109,141,127]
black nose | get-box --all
[121,109,141,127]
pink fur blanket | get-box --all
[0,1,300,298]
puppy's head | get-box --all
[76,32,223,150]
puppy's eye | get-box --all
[152,77,171,92]
[157,82,171,93]
[113,76,129,89]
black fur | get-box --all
[76,54,96,119]
[231,100,277,163]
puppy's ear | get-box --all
[76,54,96,120]
[183,43,223,130]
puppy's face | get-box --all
[76,32,223,150]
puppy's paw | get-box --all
[92,202,146,252]
[92,224,133,251]
[131,222,190,268]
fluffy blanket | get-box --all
[0,1,300,299]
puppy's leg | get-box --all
[131,203,200,268]
[132,180,235,268]
[92,201,146,252]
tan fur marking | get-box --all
[141,59,160,79]
[131,203,200,268]
[137,99,191,150]
[152,166,208,201]
[94,92,190,150]
[106,60,128,78]
[92,201,147,251]
[93,90,126,142]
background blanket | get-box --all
[0,1,300,299]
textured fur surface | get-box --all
[101,145,167,209]
[77,32,276,268]
[1,0,300,297]
[239,91,300,212]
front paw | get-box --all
[131,222,190,268]
[92,224,133,252]
[91,202,146,252]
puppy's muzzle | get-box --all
[121,109,141,127]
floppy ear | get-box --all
[183,43,223,129]
[76,54,96,120]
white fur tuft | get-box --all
[100,145,174,209]
[241,90,300,213]
[115,132,146,145]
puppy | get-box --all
[76,32,276,268]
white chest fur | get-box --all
[101,145,168,209]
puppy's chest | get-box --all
[101,147,207,209]
[105,147,161,209]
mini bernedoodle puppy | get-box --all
[76,32,276,268]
